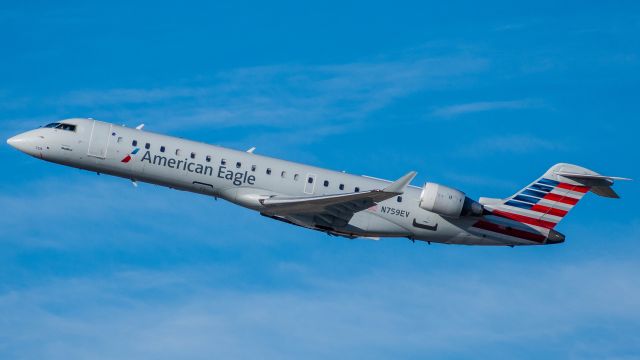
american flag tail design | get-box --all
[471,163,630,245]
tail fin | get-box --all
[486,163,630,231]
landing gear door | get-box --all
[87,120,112,159]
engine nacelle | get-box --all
[419,182,484,218]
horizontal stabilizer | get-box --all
[554,170,631,198]
[590,186,620,198]
[554,171,631,182]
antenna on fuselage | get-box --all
[246,146,256,153]
[135,124,145,130]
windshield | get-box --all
[43,122,76,132]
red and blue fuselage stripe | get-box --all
[473,220,546,243]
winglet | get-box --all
[383,171,417,194]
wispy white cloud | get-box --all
[0,256,639,359]
[1,157,638,359]
[0,175,280,250]
[106,56,485,133]
[431,99,540,118]
[456,134,563,157]
[442,172,519,192]
[4,53,487,139]
[60,87,212,106]
[492,23,527,32]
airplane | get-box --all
[6,118,631,246]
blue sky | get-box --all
[1,1,639,358]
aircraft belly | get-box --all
[347,211,371,234]
[364,212,412,237]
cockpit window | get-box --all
[55,123,77,132]
[44,122,76,131]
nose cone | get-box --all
[7,132,41,156]
[7,135,22,148]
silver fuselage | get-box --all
[7,118,529,246]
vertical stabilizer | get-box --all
[472,163,629,244]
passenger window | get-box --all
[176,149,181,156]
[323,180,329,187]
[251,165,256,172]
[221,159,226,165]
[132,140,138,146]
[281,171,286,178]
[308,177,314,184]
[397,196,403,203]
[355,187,360,192]
[145,143,150,150]
[206,155,211,162]
[190,152,196,159]
[266,168,272,175]
[236,162,241,169]
[294,174,299,181]
[117,137,123,143]
[160,146,165,153]
[339,184,344,190]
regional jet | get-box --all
[7,118,630,246]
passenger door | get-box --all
[87,120,113,159]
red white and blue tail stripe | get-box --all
[496,177,589,230]
[469,163,628,245]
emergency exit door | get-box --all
[304,173,316,194]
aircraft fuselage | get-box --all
[8,118,584,246]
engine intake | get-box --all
[419,182,484,218]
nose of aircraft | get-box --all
[7,132,40,155]
[7,134,22,148]
[7,136,15,145]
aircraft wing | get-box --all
[259,171,416,226]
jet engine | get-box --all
[419,182,484,218]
